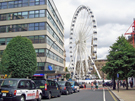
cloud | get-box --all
[54,0,135,65]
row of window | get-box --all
[0,35,63,55]
[46,36,63,55]
[0,10,45,21]
[0,22,63,47]
[0,0,64,33]
[47,23,63,47]
[37,62,63,71]
[47,0,64,31]
[36,48,63,64]
[0,0,45,9]
[0,22,45,33]
[47,11,63,39]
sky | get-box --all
[54,0,135,67]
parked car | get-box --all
[57,81,73,95]
[0,78,42,101]
[103,82,112,87]
[69,81,80,93]
[78,82,84,88]
[0,79,3,85]
[32,78,61,99]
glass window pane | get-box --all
[0,14,7,21]
[1,2,7,9]
[7,13,13,20]
[22,12,28,19]
[39,49,44,53]
[40,0,45,5]
[7,38,12,44]
[0,38,5,45]
[8,1,14,8]
[17,12,22,19]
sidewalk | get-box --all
[109,86,135,101]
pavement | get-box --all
[109,86,135,101]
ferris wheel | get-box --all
[69,5,101,79]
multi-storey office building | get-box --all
[0,0,65,79]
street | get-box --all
[41,86,119,101]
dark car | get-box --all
[78,82,84,88]
[32,79,61,99]
[0,79,3,85]
[103,82,112,87]
[0,78,42,101]
[69,81,80,93]
[57,81,73,95]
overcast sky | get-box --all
[54,0,135,67]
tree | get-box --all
[0,36,37,78]
[102,35,135,90]
[65,67,70,80]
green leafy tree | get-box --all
[102,35,135,90]
[65,67,70,80]
[0,36,37,78]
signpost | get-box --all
[117,73,119,92]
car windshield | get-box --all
[69,82,74,86]
[78,82,82,84]
[33,80,45,86]
[1,80,18,87]
[58,82,65,86]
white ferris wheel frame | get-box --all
[69,5,101,79]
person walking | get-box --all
[96,82,98,89]
[91,82,94,91]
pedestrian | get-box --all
[91,82,94,91]
[96,82,98,89]
[130,81,133,88]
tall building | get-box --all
[0,0,65,79]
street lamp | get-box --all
[44,41,56,70]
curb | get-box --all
[108,87,124,101]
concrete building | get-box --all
[0,0,65,79]
[94,59,107,79]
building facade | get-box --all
[95,59,107,79]
[0,0,65,79]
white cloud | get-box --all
[54,0,135,66]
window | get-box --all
[35,23,39,30]
[39,10,45,17]
[1,2,7,9]
[29,11,34,18]
[29,0,34,6]
[18,80,25,89]
[18,0,22,7]
[39,22,45,30]
[39,35,45,43]
[29,36,34,43]
[8,1,14,8]
[29,23,34,31]
[40,0,45,5]
[7,25,13,32]
[38,62,45,70]
[14,1,18,8]
[23,0,28,7]
[22,24,28,31]
[22,12,28,19]
[0,26,6,33]
[17,12,22,19]
[25,81,31,89]
[0,38,5,45]
[7,13,13,20]
[35,0,40,5]
[35,10,39,18]
[0,14,7,21]
[7,38,12,44]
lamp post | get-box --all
[44,41,56,70]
